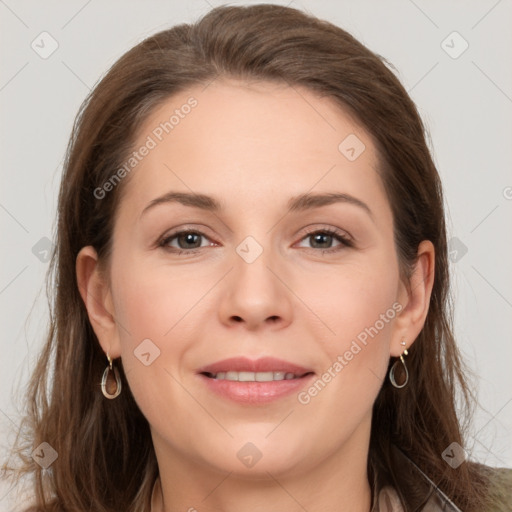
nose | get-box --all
[217,244,294,331]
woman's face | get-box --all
[82,78,425,479]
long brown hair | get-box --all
[2,4,499,511]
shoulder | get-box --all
[484,465,512,512]
[374,465,512,512]
[431,464,512,512]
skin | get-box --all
[77,78,434,512]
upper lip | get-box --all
[197,357,314,376]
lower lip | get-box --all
[198,373,315,404]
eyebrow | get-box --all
[287,192,373,219]
[140,191,220,219]
[140,191,373,220]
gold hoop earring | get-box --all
[389,339,409,389]
[101,352,122,399]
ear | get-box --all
[391,240,435,356]
[76,246,122,359]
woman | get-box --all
[2,4,511,511]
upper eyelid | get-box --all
[301,225,352,241]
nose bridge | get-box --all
[217,231,293,329]
[233,232,280,303]
[236,236,273,289]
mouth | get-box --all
[196,357,315,404]
[201,370,313,381]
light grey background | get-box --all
[1,0,511,508]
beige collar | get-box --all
[374,487,405,511]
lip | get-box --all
[196,357,315,405]
[196,356,313,375]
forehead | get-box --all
[117,78,389,220]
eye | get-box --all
[158,226,353,256]
[296,227,353,253]
[159,229,214,254]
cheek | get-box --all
[291,281,397,449]
[109,264,206,443]
[308,253,400,347]
[111,257,215,344]
[304,256,400,401]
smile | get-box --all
[202,371,310,381]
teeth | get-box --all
[256,372,274,382]
[210,371,301,381]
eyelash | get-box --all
[158,226,354,256]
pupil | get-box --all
[313,233,331,248]
[180,233,200,248]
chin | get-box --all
[195,433,313,478]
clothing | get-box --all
[375,467,512,511]
[371,445,512,511]
[370,445,464,511]
[373,486,452,511]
